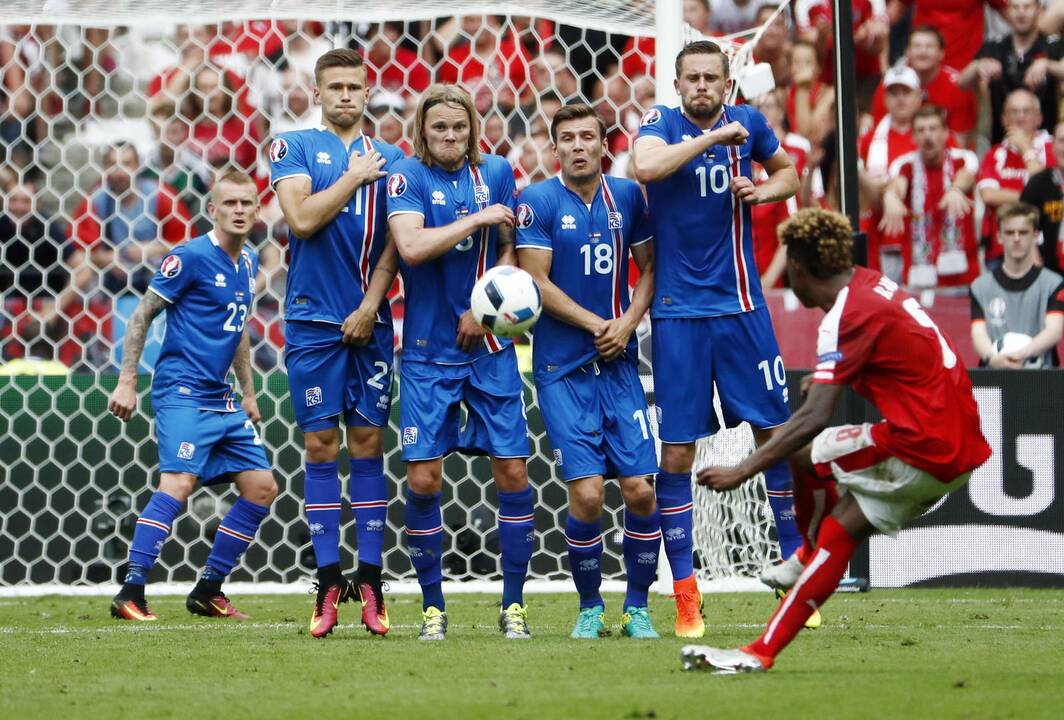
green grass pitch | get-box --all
[1,589,1061,719]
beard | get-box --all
[682,94,721,120]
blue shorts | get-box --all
[399,346,529,461]
[284,319,394,432]
[652,308,790,443]
[537,358,658,482]
[155,406,270,484]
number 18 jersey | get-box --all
[515,175,651,387]
[637,103,780,318]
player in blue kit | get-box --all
[270,49,404,637]
[516,104,661,639]
[387,85,534,641]
[108,171,276,622]
[631,40,810,636]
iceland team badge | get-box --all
[160,254,182,278]
[269,138,288,162]
[516,203,535,229]
[607,211,623,230]
[305,386,323,407]
[388,173,407,197]
[474,184,489,204]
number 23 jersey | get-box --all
[638,103,780,319]
[149,233,258,412]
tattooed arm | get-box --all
[108,290,168,422]
[233,331,261,423]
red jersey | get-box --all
[438,38,531,98]
[910,0,1008,72]
[752,133,808,284]
[976,133,1054,258]
[860,116,916,257]
[621,36,655,79]
[872,65,977,136]
[806,0,883,80]
[366,46,431,95]
[887,148,980,287]
[813,266,991,481]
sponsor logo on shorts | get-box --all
[664,527,686,541]
[637,551,657,565]
[268,138,288,162]
[516,203,535,229]
[403,426,419,445]
[578,558,599,571]
[377,394,389,411]
[177,442,196,460]
[640,108,661,126]
[553,448,563,466]
[305,386,322,407]
[308,522,325,536]
[366,519,385,531]
[159,254,182,278]
[388,173,407,197]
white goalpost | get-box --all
[0,2,785,597]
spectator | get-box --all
[63,143,192,300]
[1019,120,1064,274]
[438,15,531,113]
[977,88,1053,270]
[971,202,1064,367]
[872,25,978,147]
[0,24,58,169]
[365,91,413,155]
[513,130,554,190]
[482,111,513,157]
[709,0,760,35]
[142,113,212,236]
[184,65,265,174]
[1,181,67,300]
[510,90,564,140]
[797,0,888,111]
[364,22,431,95]
[529,47,580,101]
[753,3,793,90]
[859,65,922,281]
[786,40,835,144]
[265,66,318,135]
[960,0,1063,144]
[621,0,716,79]
[880,105,979,290]
[897,0,1008,72]
[749,89,809,289]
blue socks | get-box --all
[405,488,445,610]
[350,456,388,568]
[565,515,604,609]
[656,471,695,581]
[498,486,535,608]
[622,508,661,609]
[125,491,184,585]
[303,461,342,571]
[764,461,803,559]
[201,498,269,583]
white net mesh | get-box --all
[0,12,776,590]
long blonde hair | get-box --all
[412,84,482,168]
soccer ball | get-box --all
[470,266,542,337]
[994,332,1042,368]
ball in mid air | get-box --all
[470,266,542,337]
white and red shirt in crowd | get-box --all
[812,266,992,482]
[366,46,431,95]
[872,66,977,138]
[886,147,980,287]
[859,115,916,263]
[976,131,1054,260]
[752,133,809,284]
[438,36,531,100]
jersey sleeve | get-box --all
[812,288,877,385]
[628,184,653,246]
[970,287,986,321]
[386,160,426,218]
[514,186,553,250]
[1048,280,1064,315]
[268,133,310,187]
[149,243,195,304]
[745,106,782,164]
[976,148,1000,189]
[635,105,671,144]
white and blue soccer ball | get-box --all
[470,266,542,337]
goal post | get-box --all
[0,5,786,596]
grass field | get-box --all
[1,589,1061,720]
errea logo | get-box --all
[561,214,576,230]
[214,273,227,287]
[431,190,446,206]
[316,151,331,165]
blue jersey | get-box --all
[386,153,516,364]
[149,233,258,412]
[268,128,404,325]
[515,175,651,387]
[637,103,781,318]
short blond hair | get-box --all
[779,208,854,279]
[413,84,482,168]
[210,169,258,202]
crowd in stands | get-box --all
[3,0,1064,371]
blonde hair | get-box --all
[779,208,854,279]
[210,169,258,202]
[413,84,482,168]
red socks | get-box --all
[790,462,839,563]
[744,514,858,665]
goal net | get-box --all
[0,5,781,593]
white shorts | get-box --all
[810,423,970,537]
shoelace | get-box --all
[576,608,601,633]
[504,606,529,632]
[422,612,445,635]
[625,608,652,630]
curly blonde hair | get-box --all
[778,208,854,279]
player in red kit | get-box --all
[681,208,992,674]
